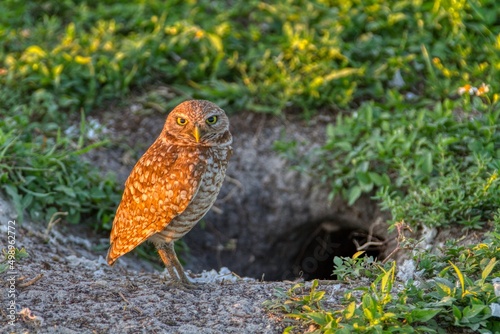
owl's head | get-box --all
[164,100,232,147]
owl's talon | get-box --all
[164,278,199,291]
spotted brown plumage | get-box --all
[107,100,232,284]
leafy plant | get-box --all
[0,111,120,227]
[278,92,500,229]
[267,230,500,333]
[332,251,384,281]
[0,247,29,274]
[2,0,499,115]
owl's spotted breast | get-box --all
[150,145,232,243]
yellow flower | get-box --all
[195,30,204,39]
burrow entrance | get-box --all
[262,219,388,281]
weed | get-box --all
[267,229,500,333]
[0,111,120,227]
[1,0,499,115]
[332,251,384,281]
[279,94,499,230]
[0,247,29,274]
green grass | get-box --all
[265,228,500,333]
[0,109,120,227]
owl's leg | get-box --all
[157,242,192,286]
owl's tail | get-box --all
[106,245,117,266]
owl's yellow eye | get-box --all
[176,117,188,126]
[206,116,218,125]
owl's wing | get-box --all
[107,139,206,264]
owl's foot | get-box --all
[157,243,201,290]
[165,278,200,291]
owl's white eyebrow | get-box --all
[173,113,189,119]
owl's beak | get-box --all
[193,126,201,143]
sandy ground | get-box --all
[0,195,353,334]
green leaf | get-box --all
[311,291,326,303]
[452,305,462,322]
[347,186,362,206]
[0,134,19,160]
[419,151,433,175]
[335,141,353,152]
[21,194,33,209]
[54,185,76,198]
[410,308,440,322]
[18,186,53,198]
[355,171,371,185]
[362,294,376,315]
[15,247,29,260]
[311,279,319,291]
[462,304,488,321]
[439,136,459,147]
[369,172,389,186]
[334,256,344,267]
[357,161,370,173]
[307,312,329,326]
[335,328,351,334]
[90,187,106,199]
[326,124,335,138]
[71,140,109,156]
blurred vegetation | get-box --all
[0,0,499,230]
[2,0,499,114]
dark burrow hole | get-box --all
[268,221,387,281]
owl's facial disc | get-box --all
[165,100,231,146]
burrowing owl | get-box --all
[107,100,232,284]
